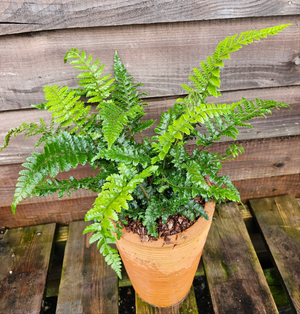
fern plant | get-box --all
[1,24,291,278]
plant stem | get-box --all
[139,183,151,201]
[140,131,144,144]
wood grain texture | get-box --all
[1,85,299,165]
[0,163,98,207]
[0,223,56,314]
[135,286,198,314]
[0,195,96,228]
[250,195,300,313]
[1,0,300,35]
[234,173,300,203]
[56,220,119,314]
[0,17,298,110]
[190,135,300,181]
[1,172,299,234]
[202,202,278,314]
[0,135,298,210]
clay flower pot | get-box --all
[116,200,215,308]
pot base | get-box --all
[137,289,190,309]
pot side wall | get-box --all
[116,200,215,308]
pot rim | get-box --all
[118,199,215,248]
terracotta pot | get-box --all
[116,200,215,308]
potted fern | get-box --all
[1,24,291,308]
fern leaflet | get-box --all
[12,132,95,213]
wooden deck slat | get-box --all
[0,223,56,314]
[250,195,300,313]
[202,202,278,314]
[56,220,119,314]
[135,286,198,314]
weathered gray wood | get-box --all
[0,163,98,207]
[1,0,299,36]
[1,85,299,166]
[0,135,298,211]
[0,223,56,313]
[56,220,119,314]
[250,195,300,313]
[234,173,300,203]
[189,135,300,181]
[202,202,278,314]
[0,17,298,110]
[135,286,198,314]
[0,195,96,229]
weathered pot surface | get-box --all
[116,199,215,308]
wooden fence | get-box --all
[0,1,300,228]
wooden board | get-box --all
[250,195,300,313]
[1,0,300,35]
[202,202,278,314]
[56,220,119,314]
[0,195,96,229]
[190,135,300,181]
[1,85,299,165]
[0,135,298,210]
[234,173,300,203]
[1,171,299,230]
[135,286,198,314]
[0,163,98,207]
[0,223,56,313]
[0,17,298,110]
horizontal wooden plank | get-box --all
[234,173,300,203]
[1,173,299,229]
[250,195,300,313]
[0,135,299,209]
[1,0,300,36]
[0,163,98,207]
[202,202,278,314]
[0,17,299,110]
[0,195,96,228]
[188,135,300,181]
[0,85,299,165]
[0,223,56,313]
[56,221,119,314]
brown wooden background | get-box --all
[0,1,300,228]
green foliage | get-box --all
[84,164,158,277]
[188,24,291,98]
[151,101,239,162]
[11,132,95,213]
[99,101,144,148]
[0,119,52,152]
[64,48,114,103]
[1,24,291,278]
[44,85,91,134]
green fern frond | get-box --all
[130,120,156,135]
[84,164,158,277]
[95,146,151,168]
[113,51,147,108]
[33,171,109,198]
[12,132,95,213]
[44,85,91,134]
[183,162,210,192]
[152,102,239,162]
[64,48,115,103]
[196,97,291,146]
[188,24,291,98]
[0,119,48,152]
[100,102,143,148]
